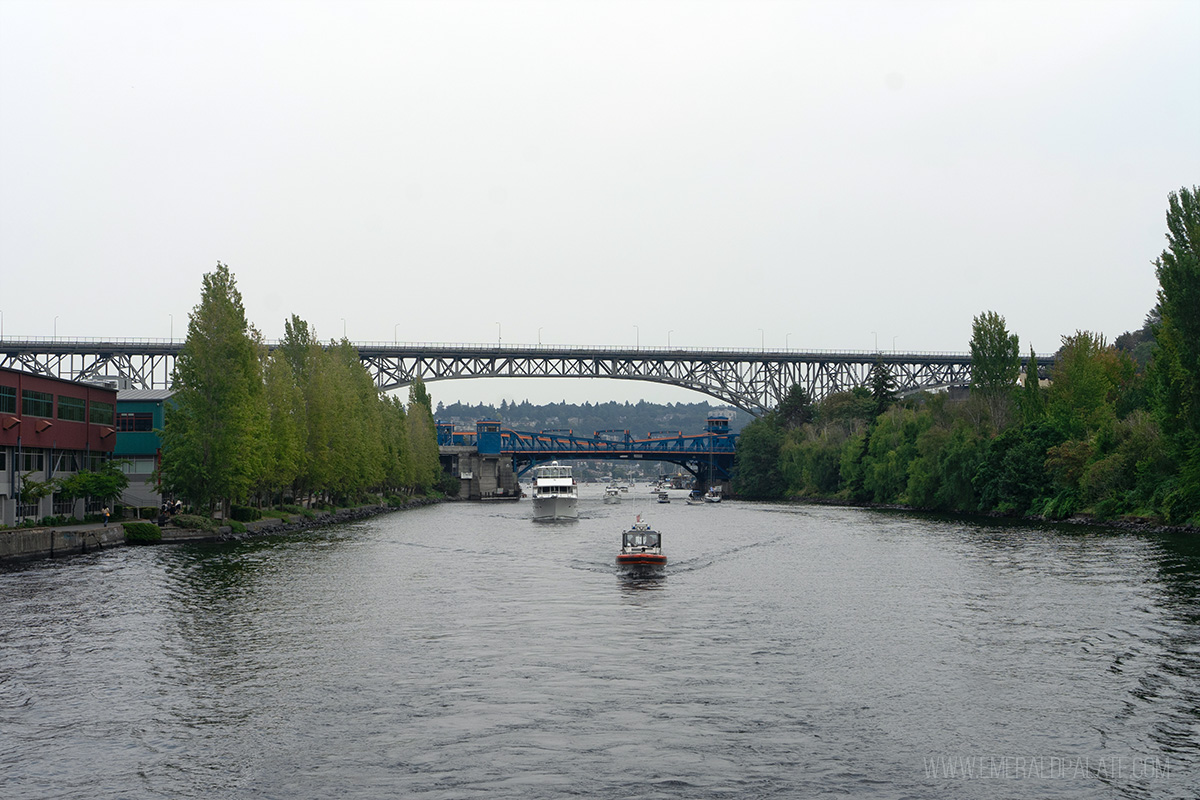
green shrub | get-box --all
[228,519,247,534]
[174,514,218,531]
[230,505,262,522]
[123,521,162,544]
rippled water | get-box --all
[2,489,1197,799]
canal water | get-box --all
[1,487,1196,799]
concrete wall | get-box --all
[0,525,126,563]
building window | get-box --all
[57,395,87,422]
[117,412,154,432]
[119,456,157,475]
[89,401,114,425]
[22,390,54,418]
[0,451,6,471]
[0,385,15,414]
[20,450,45,472]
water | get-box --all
[2,488,1197,799]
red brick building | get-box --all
[1,367,118,526]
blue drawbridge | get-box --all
[438,416,738,484]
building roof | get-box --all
[117,389,176,402]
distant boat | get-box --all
[604,486,622,504]
[617,516,666,571]
[657,490,671,504]
[531,461,578,520]
[703,487,722,503]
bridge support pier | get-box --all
[440,447,520,501]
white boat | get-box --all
[604,485,622,504]
[657,490,671,504]
[531,461,579,520]
[703,487,722,503]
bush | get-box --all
[123,521,162,544]
[228,519,247,534]
[174,514,218,531]
[230,505,262,522]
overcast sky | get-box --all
[2,0,1197,406]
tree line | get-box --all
[159,265,444,516]
[733,186,1200,528]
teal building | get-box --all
[114,389,174,508]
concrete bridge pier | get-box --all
[440,446,520,501]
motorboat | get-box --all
[686,489,704,505]
[531,461,579,520]
[603,485,622,504]
[617,517,666,570]
[703,487,722,503]
[657,490,671,504]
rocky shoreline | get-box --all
[164,496,443,544]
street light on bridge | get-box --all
[54,315,59,339]
[538,327,543,345]
[341,318,347,339]
[668,330,673,347]
[758,328,764,352]
[394,323,401,345]
[496,322,501,345]
[169,313,173,342]
[871,331,878,352]
[786,332,791,349]
[633,325,639,349]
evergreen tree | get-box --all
[1149,185,1200,523]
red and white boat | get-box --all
[616,517,666,570]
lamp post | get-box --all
[54,315,59,339]
[496,322,501,345]
[758,328,764,352]
[668,330,673,347]
[169,313,173,342]
[394,323,400,345]
[892,336,898,353]
[633,325,639,349]
[786,332,791,349]
[341,318,347,339]
[871,331,878,352]
[537,327,543,345]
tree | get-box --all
[1148,185,1200,523]
[776,384,814,430]
[1019,346,1045,424]
[160,263,267,515]
[969,311,1020,428]
[732,414,786,499]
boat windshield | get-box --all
[623,531,660,548]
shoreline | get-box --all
[778,494,1200,536]
[1,496,443,565]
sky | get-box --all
[2,0,1197,407]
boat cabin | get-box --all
[622,529,661,551]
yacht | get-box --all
[531,461,579,520]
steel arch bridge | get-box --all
[0,338,1055,415]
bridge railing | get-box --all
[2,335,994,359]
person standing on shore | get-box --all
[102,507,110,527]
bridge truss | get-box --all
[0,339,1055,415]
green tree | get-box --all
[732,414,786,499]
[407,378,441,492]
[970,310,1020,428]
[1019,346,1045,424]
[160,263,267,515]
[776,384,814,430]
[1148,185,1200,523]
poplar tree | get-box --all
[161,263,266,515]
[969,310,1020,428]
